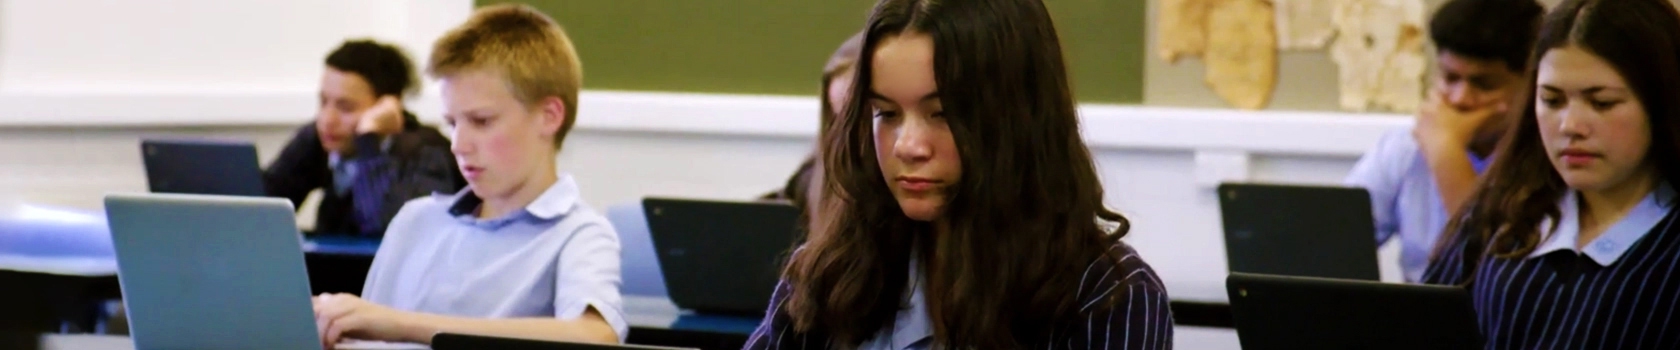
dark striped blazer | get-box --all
[1423,207,1680,350]
[743,242,1174,349]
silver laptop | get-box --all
[104,193,319,349]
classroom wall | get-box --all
[0,0,1408,301]
[480,0,1148,103]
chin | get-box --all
[896,200,943,222]
[467,182,504,199]
[1558,172,1607,192]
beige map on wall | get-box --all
[1274,0,1337,50]
[1330,0,1428,112]
[1158,0,1211,63]
[1157,0,1278,110]
[1204,0,1278,110]
[1156,0,1428,112]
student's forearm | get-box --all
[1422,143,1480,215]
[395,311,618,345]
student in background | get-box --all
[745,0,1172,348]
[310,4,624,346]
[765,31,865,223]
[1345,0,1544,282]
[264,39,464,237]
[1423,0,1680,347]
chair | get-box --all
[606,202,667,297]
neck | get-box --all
[478,164,559,219]
[920,219,950,275]
[1577,168,1658,246]
[1470,134,1501,158]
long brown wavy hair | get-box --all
[779,0,1130,347]
[1437,0,1680,269]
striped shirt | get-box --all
[744,241,1173,349]
[1422,186,1680,350]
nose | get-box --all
[1444,83,1478,111]
[1555,103,1591,139]
[892,116,934,163]
[317,107,340,128]
[449,127,473,156]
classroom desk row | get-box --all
[3,255,1233,350]
[33,327,1243,350]
[0,203,1237,349]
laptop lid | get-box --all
[1217,183,1381,280]
[1226,272,1481,350]
[140,139,265,197]
[642,197,800,316]
[432,333,695,350]
[104,193,318,349]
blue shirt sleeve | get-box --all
[552,221,629,342]
[1345,127,1416,245]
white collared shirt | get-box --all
[1528,183,1676,265]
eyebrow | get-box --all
[865,90,941,104]
[445,108,494,120]
[1539,85,1629,94]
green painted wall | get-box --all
[478,0,1145,103]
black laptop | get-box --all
[432,333,695,350]
[140,139,265,197]
[1226,273,1481,350]
[1217,183,1381,280]
[642,197,802,316]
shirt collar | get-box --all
[892,259,934,350]
[1469,151,1493,174]
[1530,182,1675,265]
[445,175,582,226]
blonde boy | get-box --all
[310,4,623,346]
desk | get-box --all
[623,296,756,350]
[36,334,429,350]
[301,236,381,295]
[1166,278,1232,328]
[619,294,1237,350]
[38,330,1241,350]
[0,256,121,333]
[0,237,380,333]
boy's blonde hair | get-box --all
[428,3,582,150]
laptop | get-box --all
[140,139,266,197]
[103,193,320,349]
[432,333,695,350]
[1226,272,1482,350]
[642,197,802,316]
[1217,183,1381,280]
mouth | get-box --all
[1559,148,1602,166]
[894,176,944,193]
[461,165,485,180]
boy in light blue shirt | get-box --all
[310,4,624,346]
[1345,0,1542,282]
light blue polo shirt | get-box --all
[359,174,628,341]
[1346,127,1492,282]
[857,258,932,350]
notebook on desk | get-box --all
[1226,272,1481,350]
[1217,183,1382,280]
[642,197,802,316]
[140,139,266,197]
